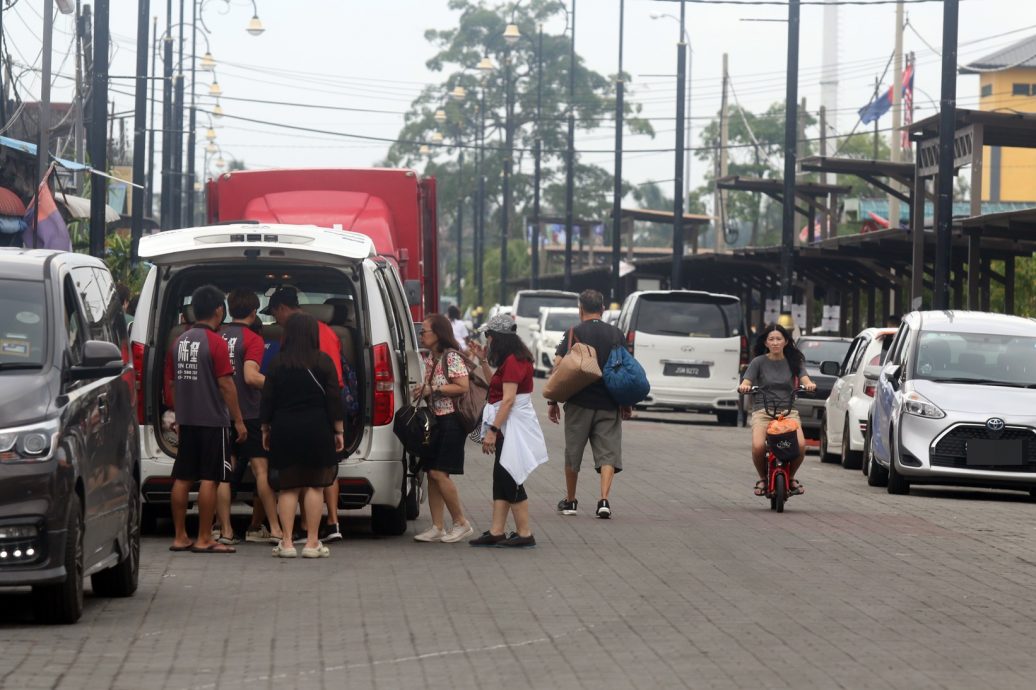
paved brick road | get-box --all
[4,394,1036,689]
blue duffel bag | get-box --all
[602,345,650,406]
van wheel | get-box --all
[33,494,84,624]
[887,438,910,495]
[405,475,421,521]
[716,411,738,427]
[91,479,140,598]
[840,419,863,470]
[372,495,408,536]
[866,438,889,487]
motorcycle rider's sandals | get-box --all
[753,480,766,496]
[790,480,805,495]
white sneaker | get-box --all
[440,522,474,543]
[245,525,273,543]
[414,526,445,542]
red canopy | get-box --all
[0,187,26,217]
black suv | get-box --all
[0,249,140,623]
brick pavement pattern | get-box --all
[3,394,1036,689]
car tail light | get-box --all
[740,335,749,367]
[131,342,147,424]
[626,329,635,355]
[372,342,395,426]
[864,383,876,398]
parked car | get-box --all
[0,249,140,624]
[819,327,897,468]
[616,290,747,425]
[511,290,578,350]
[602,309,620,325]
[529,307,580,377]
[793,336,852,442]
[130,224,425,536]
[866,310,1036,496]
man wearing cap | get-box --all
[262,287,346,542]
[548,289,632,520]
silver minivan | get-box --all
[616,290,747,425]
[129,223,425,535]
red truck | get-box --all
[205,168,439,319]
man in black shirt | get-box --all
[548,289,631,519]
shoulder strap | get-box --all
[568,327,579,346]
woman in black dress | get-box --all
[261,313,344,558]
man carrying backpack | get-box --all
[547,289,632,519]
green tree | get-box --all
[694,102,816,246]
[382,0,653,309]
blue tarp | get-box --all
[0,134,90,171]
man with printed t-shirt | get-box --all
[260,286,346,542]
[548,289,632,520]
[165,285,247,554]
[215,289,283,546]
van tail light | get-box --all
[740,335,749,367]
[131,342,147,425]
[625,329,635,355]
[372,342,395,426]
[864,383,876,398]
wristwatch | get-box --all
[488,424,501,433]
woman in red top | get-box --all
[468,315,538,548]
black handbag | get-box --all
[393,379,438,457]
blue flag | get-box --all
[858,89,892,125]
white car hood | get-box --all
[912,379,1036,415]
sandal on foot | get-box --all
[790,480,805,495]
[301,544,330,558]
[753,480,766,496]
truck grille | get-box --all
[930,425,1036,471]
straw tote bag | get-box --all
[542,328,602,402]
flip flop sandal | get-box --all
[753,480,766,496]
[168,542,194,552]
[790,481,805,495]
[190,543,236,554]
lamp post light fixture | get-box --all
[434,108,447,125]
[449,85,467,101]
[215,156,226,169]
[212,99,224,118]
[206,141,218,154]
[208,76,222,96]
[205,127,217,142]
[430,131,445,144]
[246,0,265,36]
[419,144,430,155]
[199,50,216,70]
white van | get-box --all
[129,224,425,536]
[616,290,747,425]
[511,289,578,350]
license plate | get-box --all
[966,439,1024,466]
[664,363,709,378]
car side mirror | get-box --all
[819,361,840,376]
[863,364,882,381]
[68,340,125,381]
[884,364,903,390]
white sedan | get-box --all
[820,327,897,469]
[530,307,581,377]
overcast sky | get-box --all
[4,0,1032,203]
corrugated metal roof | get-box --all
[961,35,1036,73]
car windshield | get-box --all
[798,339,852,366]
[544,312,580,331]
[515,294,577,318]
[634,296,741,338]
[0,279,46,369]
[913,330,1036,387]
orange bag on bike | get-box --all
[766,416,801,461]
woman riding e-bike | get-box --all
[737,324,816,497]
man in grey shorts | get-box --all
[547,289,631,519]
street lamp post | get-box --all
[933,0,959,310]
[131,0,151,264]
[671,0,687,290]
[780,0,801,317]
[160,0,173,229]
[563,0,577,291]
[186,0,199,226]
[476,56,493,311]
[501,47,514,306]
[610,0,625,303]
[171,0,185,229]
[531,23,543,289]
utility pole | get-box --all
[38,0,56,188]
[889,0,905,229]
[131,0,150,263]
[780,0,801,318]
[500,50,514,306]
[146,15,157,216]
[797,96,807,241]
[185,0,197,225]
[88,0,110,258]
[160,0,172,229]
[933,0,959,309]
[457,143,464,307]
[716,52,728,253]
[73,0,86,193]
[476,85,486,309]
[671,0,687,290]
[820,105,829,238]
[610,0,624,303]
[171,0,184,228]
[532,23,543,289]
[563,0,577,291]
